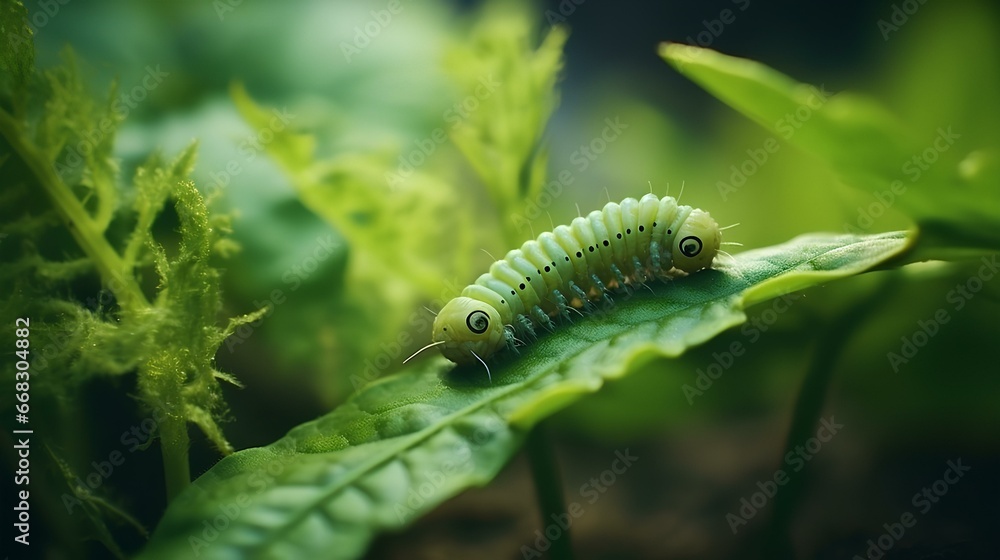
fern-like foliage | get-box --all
[0,0,259,553]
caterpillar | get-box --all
[405,193,722,377]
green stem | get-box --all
[759,278,898,560]
[525,424,575,560]
[159,416,191,503]
[0,109,148,310]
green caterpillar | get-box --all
[406,193,722,375]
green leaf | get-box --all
[659,44,1000,251]
[230,83,469,298]
[881,1,1000,153]
[444,1,567,246]
[142,231,910,560]
[231,83,480,399]
[660,42,912,179]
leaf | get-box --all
[142,231,910,560]
[231,83,478,398]
[230,83,468,300]
[444,1,567,245]
[660,42,912,178]
[881,1,1000,153]
[659,44,1000,251]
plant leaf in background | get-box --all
[229,1,569,396]
[659,43,1000,253]
[233,81,461,299]
[876,0,1000,251]
[443,1,567,246]
[141,231,909,560]
[231,84,474,394]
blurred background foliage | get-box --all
[9,0,1000,557]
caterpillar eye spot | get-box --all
[466,311,489,334]
[603,240,609,247]
[680,236,703,257]
[639,225,645,232]
[519,283,526,290]
[576,251,582,258]
[588,246,594,252]
[544,266,551,272]
[626,228,631,234]
[617,233,622,239]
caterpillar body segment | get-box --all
[430,194,721,365]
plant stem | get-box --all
[159,416,191,503]
[759,279,897,560]
[526,424,575,560]
[0,109,148,310]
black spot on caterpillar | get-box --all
[406,193,722,374]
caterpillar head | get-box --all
[432,297,505,365]
[673,209,721,273]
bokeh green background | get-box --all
[14,0,1000,557]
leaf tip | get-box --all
[658,41,709,68]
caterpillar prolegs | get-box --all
[408,193,722,371]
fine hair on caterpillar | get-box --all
[404,193,723,379]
